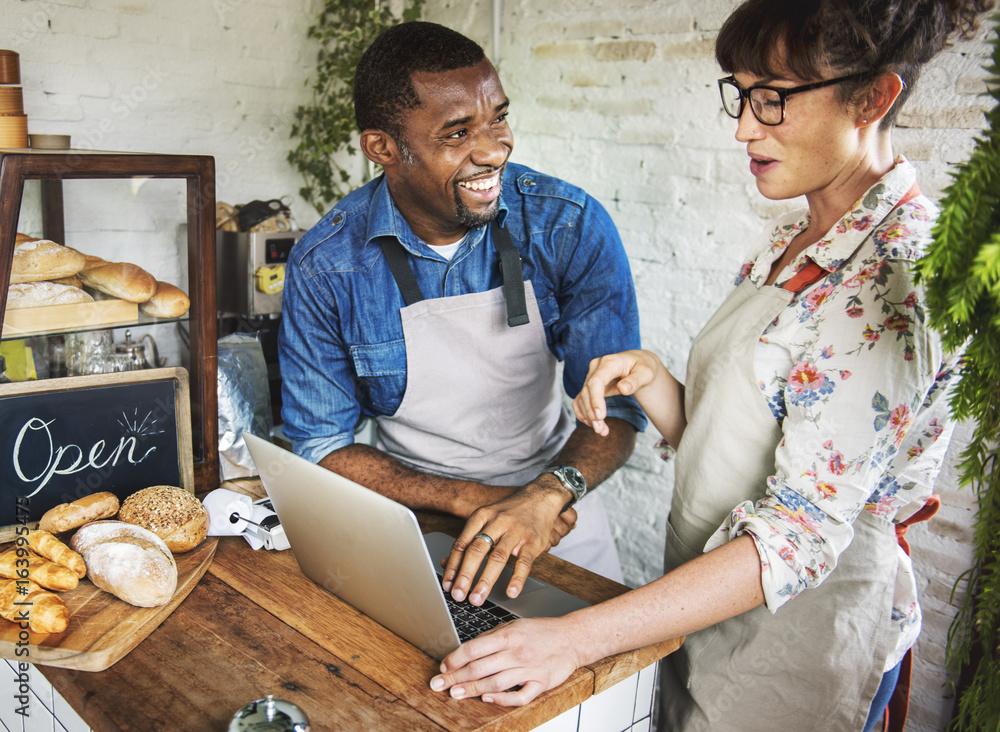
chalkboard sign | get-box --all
[0,367,193,540]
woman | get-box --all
[429,1,993,728]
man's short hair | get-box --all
[353,21,486,144]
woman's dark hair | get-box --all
[715,0,994,127]
[353,21,486,144]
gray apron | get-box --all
[659,276,898,731]
[374,225,622,580]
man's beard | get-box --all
[453,168,504,228]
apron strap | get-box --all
[378,221,530,327]
[881,492,939,732]
[491,218,530,327]
[782,184,923,295]
[380,238,425,307]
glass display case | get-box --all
[0,149,219,491]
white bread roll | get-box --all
[6,281,94,309]
[139,280,190,319]
[38,491,120,533]
[118,485,208,554]
[70,521,177,608]
[79,261,157,303]
[11,237,86,284]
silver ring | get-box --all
[474,532,495,550]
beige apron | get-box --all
[659,277,898,731]
[374,229,622,580]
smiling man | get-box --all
[278,21,645,604]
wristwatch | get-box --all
[542,465,587,510]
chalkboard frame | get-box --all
[0,367,193,541]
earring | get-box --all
[863,119,868,124]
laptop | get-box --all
[242,432,589,659]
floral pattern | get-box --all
[705,158,962,669]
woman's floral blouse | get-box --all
[704,157,962,669]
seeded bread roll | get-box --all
[70,521,177,608]
[118,485,208,554]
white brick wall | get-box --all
[3,1,990,729]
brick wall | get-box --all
[5,1,991,729]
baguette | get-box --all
[50,273,83,289]
[79,261,157,303]
[38,491,120,533]
[0,548,78,591]
[70,521,177,607]
[26,529,87,578]
[0,579,69,635]
[139,280,190,319]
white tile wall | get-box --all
[0,661,91,732]
[534,664,656,732]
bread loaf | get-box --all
[11,238,86,284]
[79,261,157,303]
[70,521,177,607]
[26,529,87,578]
[0,548,79,591]
[139,280,190,319]
[118,485,208,553]
[0,579,69,634]
[6,281,94,309]
[38,492,120,533]
[50,274,83,289]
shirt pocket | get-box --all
[349,339,407,416]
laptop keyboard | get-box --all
[444,593,519,642]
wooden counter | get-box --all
[39,511,682,731]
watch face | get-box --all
[563,468,585,491]
[557,467,585,498]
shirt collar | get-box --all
[364,175,510,258]
[756,155,919,282]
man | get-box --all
[278,21,645,606]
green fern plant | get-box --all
[914,18,1000,732]
[288,0,424,215]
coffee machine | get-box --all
[216,229,303,415]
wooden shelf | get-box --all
[0,148,219,492]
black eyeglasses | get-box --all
[718,72,871,126]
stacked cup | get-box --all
[0,50,27,149]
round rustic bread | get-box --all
[69,521,177,608]
[118,485,208,554]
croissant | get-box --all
[0,579,69,634]
[26,530,87,578]
[0,548,78,591]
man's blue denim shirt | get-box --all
[278,162,646,464]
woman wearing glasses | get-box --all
[430,0,992,728]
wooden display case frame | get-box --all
[0,148,219,492]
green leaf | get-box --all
[288,0,424,212]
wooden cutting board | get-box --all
[0,536,217,671]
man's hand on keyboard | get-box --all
[441,486,577,605]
